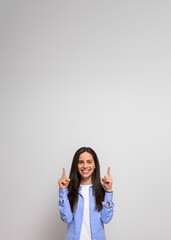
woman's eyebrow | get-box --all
[79,159,92,161]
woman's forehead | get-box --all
[79,152,93,160]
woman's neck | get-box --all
[80,178,92,185]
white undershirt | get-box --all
[79,184,92,240]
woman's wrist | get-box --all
[106,189,112,192]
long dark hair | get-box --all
[67,147,105,212]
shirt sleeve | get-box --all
[58,188,73,224]
[100,191,114,223]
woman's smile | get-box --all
[81,169,90,174]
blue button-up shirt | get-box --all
[58,185,114,240]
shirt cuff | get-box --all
[104,191,113,202]
[59,188,68,199]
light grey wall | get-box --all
[1,0,171,240]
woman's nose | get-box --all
[83,162,88,168]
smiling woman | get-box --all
[58,147,114,240]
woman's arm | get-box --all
[58,188,73,224]
[101,167,114,223]
[100,191,114,223]
[58,168,73,223]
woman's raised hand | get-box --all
[58,168,70,190]
[101,167,113,192]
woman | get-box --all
[58,147,114,240]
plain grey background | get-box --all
[1,0,171,240]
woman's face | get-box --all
[77,152,96,184]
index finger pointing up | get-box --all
[62,168,66,177]
[107,167,111,176]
